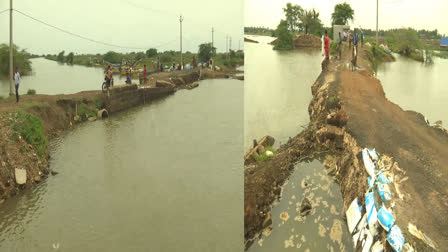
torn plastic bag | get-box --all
[346,197,363,234]
[378,172,391,184]
[362,148,376,178]
[368,148,379,161]
[387,225,405,252]
[377,182,392,202]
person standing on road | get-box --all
[361,30,364,47]
[14,67,20,103]
[352,29,359,69]
[338,32,342,60]
[323,30,330,70]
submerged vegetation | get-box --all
[0,44,32,77]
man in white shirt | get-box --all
[14,66,20,103]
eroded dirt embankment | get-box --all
[244,56,447,250]
[0,69,224,202]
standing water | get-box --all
[249,161,352,251]
[377,54,448,124]
[244,35,323,150]
[245,36,352,251]
[0,58,137,97]
[0,59,243,251]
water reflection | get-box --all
[244,35,323,150]
[249,160,352,251]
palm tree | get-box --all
[301,9,320,35]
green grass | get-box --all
[254,146,275,164]
[77,103,97,118]
[0,96,4,101]
[27,89,36,95]
[12,110,47,156]
[94,98,103,110]
[24,102,50,111]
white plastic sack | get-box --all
[388,225,405,252]
[362,148,376,178]
[346,197,363,233]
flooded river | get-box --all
[377,55,448,124]
[244,35,323,150]
[245,36,352,251]
[0,58,137,97]
[0,59,243,251]
[245,36,448,251]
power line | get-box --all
[13,9,177,50]
[0,9,9,15]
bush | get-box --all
[27,89,36,95]
[77,103,97,118]
[12,110,47,156]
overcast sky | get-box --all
[0,0,243,54]
[245,0,448,36]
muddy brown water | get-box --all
[245,35,353,251]
[244,35,323,151]
[377,54,448,125]
[0,59,243,251]
[248,160,352,251]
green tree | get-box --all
[331,3,354,25]
[385,28,422,56]
[146,48,158,58]
[66,52,74,64]
[274,20,293,50]
[135,52,146,61]
[57,50,65,62]
[300,9,323,35]
[0,44,32,77]
[103,51,121,64]
[283,3,303,32]
[198,43,216,62]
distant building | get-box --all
[333,25,350,41]
[441,37,448,47]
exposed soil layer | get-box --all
[269,34,322,48]
[244,42,447,250]
[245,37,259,43]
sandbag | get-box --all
[378,172,391,184]
[377,183,392,202]
[387,225,405,252]
[378,206,394,232]
[346,197,363,233]
[362,148,376,178]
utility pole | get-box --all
[211,27,214,70]
[9,0,13,95]
[225,35,229,60]
[229,36,232,51]
[376,0,379,45]
[211,27,214,48]
[179,15,183,70]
